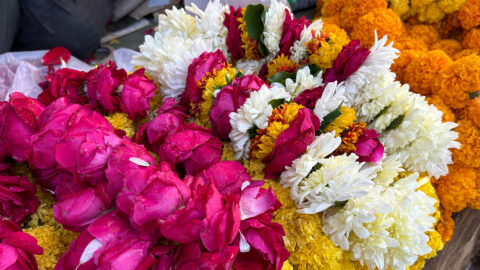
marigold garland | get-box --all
[351,8,405,47]
[452,119,480,168]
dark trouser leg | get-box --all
[0,0,21,54]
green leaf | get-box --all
[247,125,258,139]
[306,163,323,178]
[268,98,285,109]
[469,91,479,99]
[373,105,391,121]
[385,114,405,131]
[267,71,297,85]
[319,102,343,132]
[334,200,348,207]
[235,71,244,78]
[244,4,269,57]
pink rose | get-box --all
[106,138,155,197]
[158,123,222,176]
[0,219,43,270]
[86,61,127,112]
[239,181,278,220]
[263,108,320,179]
[0,93,45,162]
[181,50,227,108]
[196,161,251,196]
[210,75,267,140]
[37,68,87,105]
[0,175,39,224]
[234,213,289,270]
[116,163,191,235]
[53,185,112,231]
[293,85,325,109]
[324,40,370,84]
[355,129,384,164]
[56,211,154,270]
[120,68,156,120]
[278,10,311,57]
[224,6,245,61]
[135,97,186,154]
[171,243,238,270]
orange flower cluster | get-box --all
[316,0,480,243]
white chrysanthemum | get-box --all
[274,66,324,98]
[369,86,413,133]
[350,69,397,112]
[344,34,400,104]
[290,20,324,63]
[323,173,437,270]
[229,84,291,159]
[313,81,347,121]
[235,58,268,75]
[295,154,377,214]
[281,132,341,189]
[372,155,403,188]
[186,1,230,59]
[263,0,290,57]
[157,6,198,39]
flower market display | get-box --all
[0,0,474,270]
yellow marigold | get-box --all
[351,8,406,47]
[237,8,262,60]
[468,98,480,128]
[426,95,456,122]
[430,39,462,57]
[404,50,452,95]
[243,158,266,180]
[463,28,480,51]
[221,142,236,161]
[105,112,136,138]
[453,48,479,60]
[434,164,477,212]
[263,180,361,270]
[408,24,440,46]
[267,54,299,79]
[24,186,55,228]
[335,121,367,154]
[282,260,294,270]
[339,0,388,31]
[432,54,480,109]
[468,168,480,209]
[149,88,163,113]
[438,0,467,13]
[452,119,480,167]
[308,32,351,70]
[459,0,480,30]
[389,0,414,19]
[417,2,447,23]
[24,225,78,270]
[392,50,422,82]
[322,15,342,26]
[250,103,304,159]
[198,66,237,126]
[321,0,345,17]
[436,208,454,242]
[322,23,351,40]
[324,106,357,136]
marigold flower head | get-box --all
[322,23,350,42]
[434,164,477,213]
[416,2,447,23]
[250,103,304,160]
[351,8,406,47]
[453,106,470,120]
[431,39,463,58]
[335,121,367,154]
[394,36,428,52]
[308,32,351,70]
[459,0,480,30]
[468,98,480,128]
[408,24,440,46]
[426,95,456,122]
[432,54,480,109]
[324,106,357,136]
[339,0,387,31]
[267,54,300,79]
[105,112,136,138]
[438,11,462,36]
[221,142,236,161]
[389,0,414,19]
[243,158,266,180]
[462,28,480,51]
[321,0,345,17]
[468,168,480,209]
[149,88,163,113]
[438,0,467,13]
[392,50,422,82]
[322,15,342,26]
[453,49,479,60]
[404,50,452,95]
[436,208,454,242]
[452,119,480,167]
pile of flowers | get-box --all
[316,0,480,243]
[0,1,467,269]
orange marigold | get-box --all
[404,50,452,95]
[468,98,480,128]
[432,54,480,109]
[408,24,440,46]
[459,0,480,30]
[339,0,388,31]
[462,28,480,51]
[426,95,456,122]
[438,11,462,37]
[322,15,342,26]
[351,8,405,47]
[469,168,480,209]
[334,121,367,154]
[434,164,477,213]
[453,48,479,60]
[322,0,345,17]
[392,50,422,82]
[436,207,454,243]
[394,36,428,52]
[430,39,463,58]
[453,106,470,120]
[452,119,480,167]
